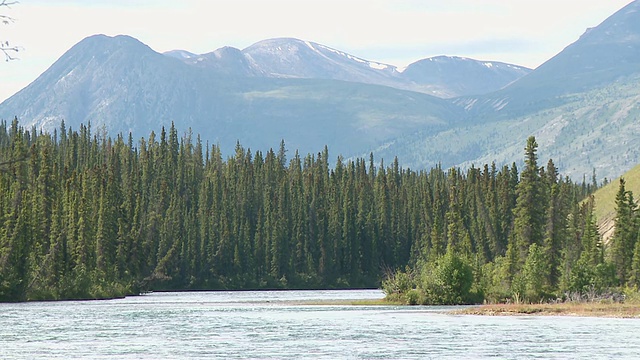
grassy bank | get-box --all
[452,302,640,318]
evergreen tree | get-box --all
[513,137,546,269]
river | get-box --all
[1,289,639,359]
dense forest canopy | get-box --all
[0,118,635,303]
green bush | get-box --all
[420,249,475,305]
[515,243,550,303]
[481,257,512,303]
[405,289,423,305]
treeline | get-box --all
[0,119,596,302]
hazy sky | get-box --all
[0,0,633,102]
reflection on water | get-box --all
[1,289,639,359]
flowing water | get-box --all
[1,289,640,359]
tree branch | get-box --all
[1,44,19,60]
[0,1,19,7]
[1,0,19,60]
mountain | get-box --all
[0,35,203,134]
[166,46,258,77]
[242,38,397,79]
[505,0,640,98]
[166,38,530,98]
[459,0,640,118]
[374,0,640,181]
[0,34,461,158]
[398,56,530,98]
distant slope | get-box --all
[507,0,640,97]
[376,74,640,181]
[591,163,640,243]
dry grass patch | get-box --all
[453,302,640,318]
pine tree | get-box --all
[513,136,546,270]
[611,178,637,285]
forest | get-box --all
[0,118,637,303]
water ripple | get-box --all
[1,290,640,359]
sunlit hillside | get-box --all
[592,163,640,243]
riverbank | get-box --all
[452,302,640,318]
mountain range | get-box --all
[1,0,640,181]
[164,37,530,99]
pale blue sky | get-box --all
[0,0,633,102]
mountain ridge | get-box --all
[163,37,531,98]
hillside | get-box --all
[592,163,640,243]
[371,74,640,181]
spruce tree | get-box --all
[611,178,637,285]
[513,136,546,270]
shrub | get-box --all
[405,289,423,305]
[420,249,475,305]
[382,267,417,303]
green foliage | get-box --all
[385,136,626,305]
[567,257,597,294]
[404,289,423,305]
[420,248,475,305]
[565,259,618,296]
[481,256,513,303]
[513,136,546,269]
[623,286,640,304]
[610,178,639,285]
[511,244,549,303]
[383,250,477,305]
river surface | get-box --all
[1,289,640,359]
